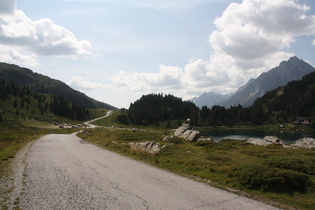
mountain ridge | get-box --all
[0,62,117,110]
[223,56,315,107]
[191,56,315,108]
[190,92,232,108]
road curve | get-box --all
[84,110,113,128]
[13,133,279,210]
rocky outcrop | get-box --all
[264,136,284,145]
[290,137,315,149]
[174,122,200,141]
[246,136,283,146]
[129,141,164,154]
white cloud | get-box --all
[0,2,92,66]
[210,0,315,61]
[313,39,315,46]
[0,44,38,66]
[111,0,315,99]
[111,65,184,93]
[67,76,108,91]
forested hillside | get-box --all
[0,78,92,127]
[119,94,199,126]
[250,71,315,124]
[0,63,117,110]
[115,71,315,127]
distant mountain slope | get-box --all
[223,56,315,108]
[190,92,232,108]
[250,70,315,123]
[0,63,117,110]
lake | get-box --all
[199,128,315,143]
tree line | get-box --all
[116,71,315,127]
[0,78,90,121]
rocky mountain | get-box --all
[223,56,315,107]
[0,62,117,110]
[190,92,232,108]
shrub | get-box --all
[168,136,184,144]
[194,141,215,147]
[203,140,238,151]
[265,156,315,175]
[205,153,232,163]
[233,163,314,193]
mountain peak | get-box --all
[279,56,301,67]
[222,56,315,108]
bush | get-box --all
[265,156,315,175]
[168,136,184,144]
[233,163,314,193]
[194,141,215,147]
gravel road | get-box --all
[10,133,278,209]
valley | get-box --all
[0,57,315,209]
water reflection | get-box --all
[199,128,315,143]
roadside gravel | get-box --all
[0,140,34,209]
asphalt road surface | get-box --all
[15,133,278,209]
[84,110,113,128]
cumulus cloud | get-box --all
[67,76,108,91]
[0,1,92,66]
[111,0,315,98]
[210,0,315,61]
[111,65,183,92]
[0,45,38,66]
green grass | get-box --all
[78,128,315,209]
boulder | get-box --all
[246,136,283,146]
[129,141,163,154]
[174,123,190,136]
[290,137,315,149]
[246,138,273,146]
[264,136,284,145]
[174,122,200,141]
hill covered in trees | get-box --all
[0,78,95,128]
[115,71,315,128]
[250,71,315,124]
[0,63,117,110]
[116,94,199,126]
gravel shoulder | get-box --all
[0,140,35,209]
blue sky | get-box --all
[1,0,315,108]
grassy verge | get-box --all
[78,127,315,209]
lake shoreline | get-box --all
[197,124,315,143]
